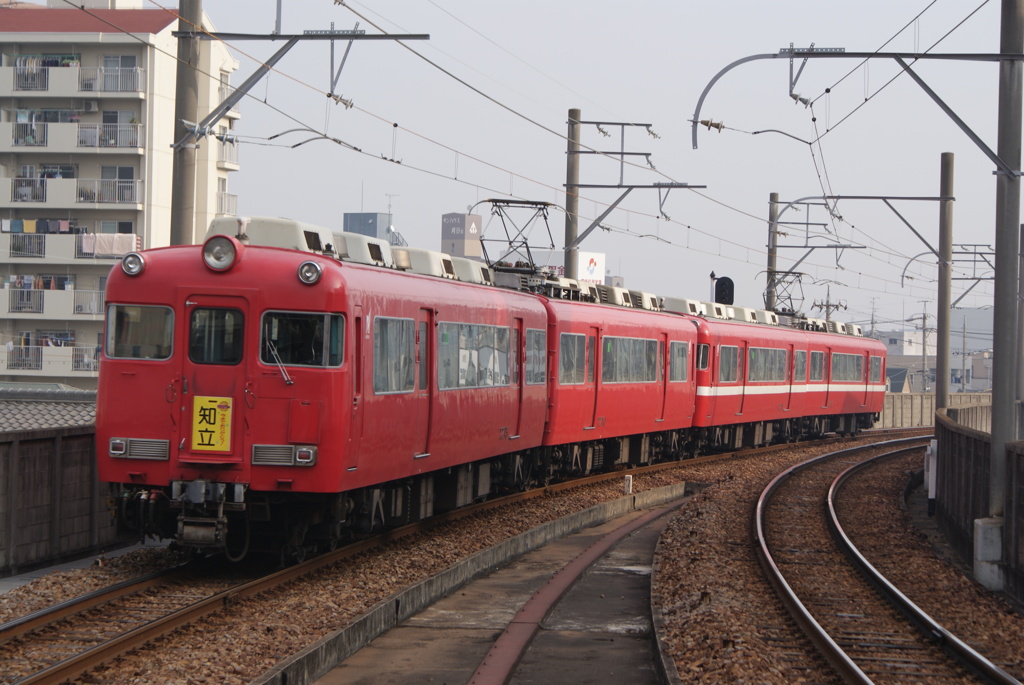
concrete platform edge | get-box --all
[251,481,689,685]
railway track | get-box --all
[754,437,1020,684]
[1,429,924,684]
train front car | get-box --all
[97,232,349,561]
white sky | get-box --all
[188,0,1006,335]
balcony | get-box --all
[3,287,105,319]
[0,65,145,98]
[218,140,239,169]
[1,122,143,154]
[2,178,143,209]
[218,85,241,118]
[1,344,100,376]
[80,67,145,93]
[217,191,237,216]
[1,232,138,263]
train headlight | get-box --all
[202,235,242,272]
[121,253,145,276]
[297,261,322,285]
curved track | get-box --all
[3,430,924,684]
[755,438,1019,684]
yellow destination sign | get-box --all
[191,395,232,452]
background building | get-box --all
[440,212,482,259]
[0,0,238,389]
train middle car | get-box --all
[96,217,887,561]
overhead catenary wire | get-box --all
[55,0,989,312]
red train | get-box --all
[96,217,886,561]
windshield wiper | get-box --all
[265,336,294,385]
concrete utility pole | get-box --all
[564,108,581,279]
[169,0,201,246]
[936,153,954,409]
[989,0,1023,521]
[765,192,779,311]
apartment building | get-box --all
[0,0,239,389]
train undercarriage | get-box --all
[116,411,879,563]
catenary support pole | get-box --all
[936,153,953,409]
[766,192,779,311]
[169,0,201,246]
[564,108,581,279]
[989,0,1023,520]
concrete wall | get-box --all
[0,426,121,577]
[879,392,990,429]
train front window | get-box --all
[261,311,344,367]
[106,304,173,360]
[190,308,244,365]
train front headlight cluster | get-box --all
[297,261,322,285]
[202,235,243,272]
[121,252,145,276]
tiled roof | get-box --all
[0,387,96,433]
[0,399,95,433]
[0,8,177,34]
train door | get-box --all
[587,327,599,428]
[658,334,668,422]
[347,306,364,470]
[413,309,433,456]
[823,345,833,409]
[861,352,870,408]
[177,292,249,462]
[737,340,749,415]
[510,318,525,438]
[785,343,795,411]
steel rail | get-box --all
[752,436,932,684]
[828,450,1021,685]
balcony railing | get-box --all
[219,85,240,112]
[13,66,49,91]
[79,67,145,93]
[219,140,239,165]
[4,288,106,317]
[78,123,141,148]
[12,178,46,202]
[9,234,45,258]
[13,122,47,146]
[77,179,142,204]
[217,191,237,216]
[7,345,42,370]
[9,288,43,313]
[0,345,99,374]
[72,346,100,372]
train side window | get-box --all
[373,316,415,394]
[696,343,709,371]
[809,351,825,381]
[106,304,173,360]
[719,345,739,383]
[525,328,546,385]
[437,322,513,389]
[831,352,864,382]
[748,348,787,382]
[559,333,586,385]
[669,341,688,382]
[869,355,882,383]
[794,350,807,382]
[189,308,243,365]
